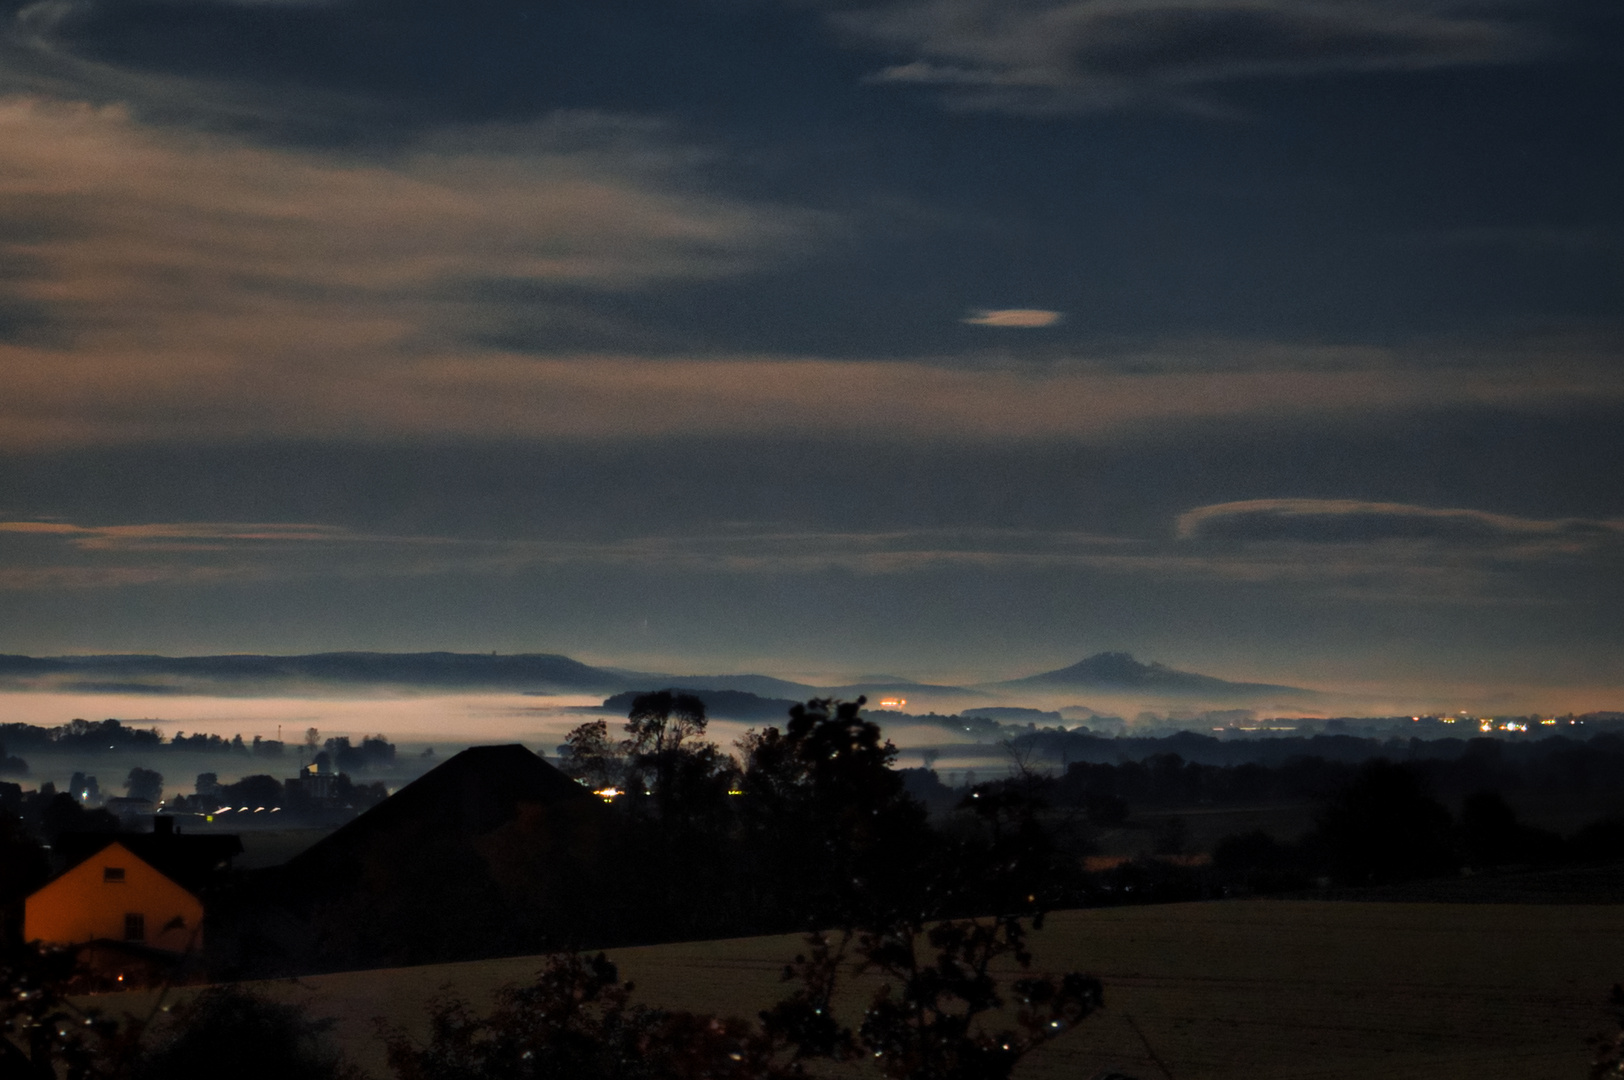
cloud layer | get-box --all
[0,94,826,440]
[4,338,1621,448]
[829,0,1541,112]
[7,504,1617,609]
[1177,499,1624,545]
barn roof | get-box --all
[52,829,243,893]
[282,744,594,879]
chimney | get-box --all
[153,815,175,836]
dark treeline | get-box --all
[1042,733,1624,810]
[1008,725,1624,770]
[0,719,397,772]
[1037,747,1624,897]
[175,772,389,813]
[0,741,25,776]
[0,718,163,755]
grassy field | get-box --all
[104,899,1624,1079]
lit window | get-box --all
[103,867,125,883]
[123,913,145,941]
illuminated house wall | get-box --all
[24,841,204,953]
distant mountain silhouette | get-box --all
[0,651,626,692]
[599,688,803,722]
[606,671,973,700]
[0,651,977,701]
[607,671,820,698]
[995,652,1314,699]
[0,650,1307,704]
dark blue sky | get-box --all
[0,0,1619,707]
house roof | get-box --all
[282,744,594,879]
[52,830,243,892]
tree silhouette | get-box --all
[130,986,363,1080]
[385,952,784,1080]
[623,691,708,808]
[1313,759,1454,884]
[737,697,932,927]
[124,767,164,805]
[557,720,624,791]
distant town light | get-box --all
[878,698,907,709]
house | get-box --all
[24,817,242,984]
[26,839,203,953]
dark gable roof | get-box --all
[53,832,244,893]
[283,744,594,878]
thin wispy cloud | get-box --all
[1176,499,1624,545]
[2,515,1608,613]
[0,520,368,551]
[1,335,1619,448]
[962,308,1064,327]
[1172,501,1624,605]
[826,0,1544,113]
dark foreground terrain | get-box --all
[99,898,1624,1080]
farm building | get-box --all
[25,819,242,984]
[26,839,202,952]
[224,744,610,974]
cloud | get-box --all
[2,515,1608,612]
[0,97,1616,450]
[0,517,468,589]
[0,94,848,445]
[1,332,1620,448]
[0,520,363,551]
[962,308,1064,327]
[0,519,1136,585]
[0,96,809,291]
[1176,499,1624,546]
[826,0,1543,112]
[0,93,814,347]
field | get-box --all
[103,898,1624,1079]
